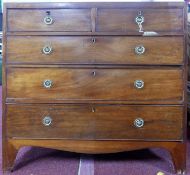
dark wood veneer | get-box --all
[7,105,183,140]
[7,36,184,65]
[96,8,183,32]
[7,8,183,33]
[7,68,183,103]
[2,2,187,175]
[8,9,92,32]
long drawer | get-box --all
[7,68,183,103]
[7,36,183,65]
[6,105,183,140]
[7,8,183,32]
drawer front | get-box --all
[7,36,183,65]
[7,105,183,140]
[7,68,183,103]
[97,9,183,32]
[7,9,92,32]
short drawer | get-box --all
[7,105,183,140]
[97,8,183,32]
[7,68,183,104]
[7,36,183,65]
[7,9,92,32]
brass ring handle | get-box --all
[42,45,53,55]
[135,11,144,33]
[135,15,144,24]
[134,80,144,89]
[43,116,52,126]
[134,118,144,128]
[135,45,145,55]
[44,16,54,25]
[43,79,53,88]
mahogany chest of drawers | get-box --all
[2,2,187,174]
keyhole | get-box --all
[138,11,142,16]
[92,38,96,43]
[92,71,96,76]
[46,11,51,15]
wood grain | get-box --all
[4,2,185,9]
[7,36,184,65]
[3,2,187,174]
[7,104,183,140]
[5,139,186,174]
[7,9,92,32]
[97,8,183,32]
[6,4,184,33]
[7,68,183,103]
